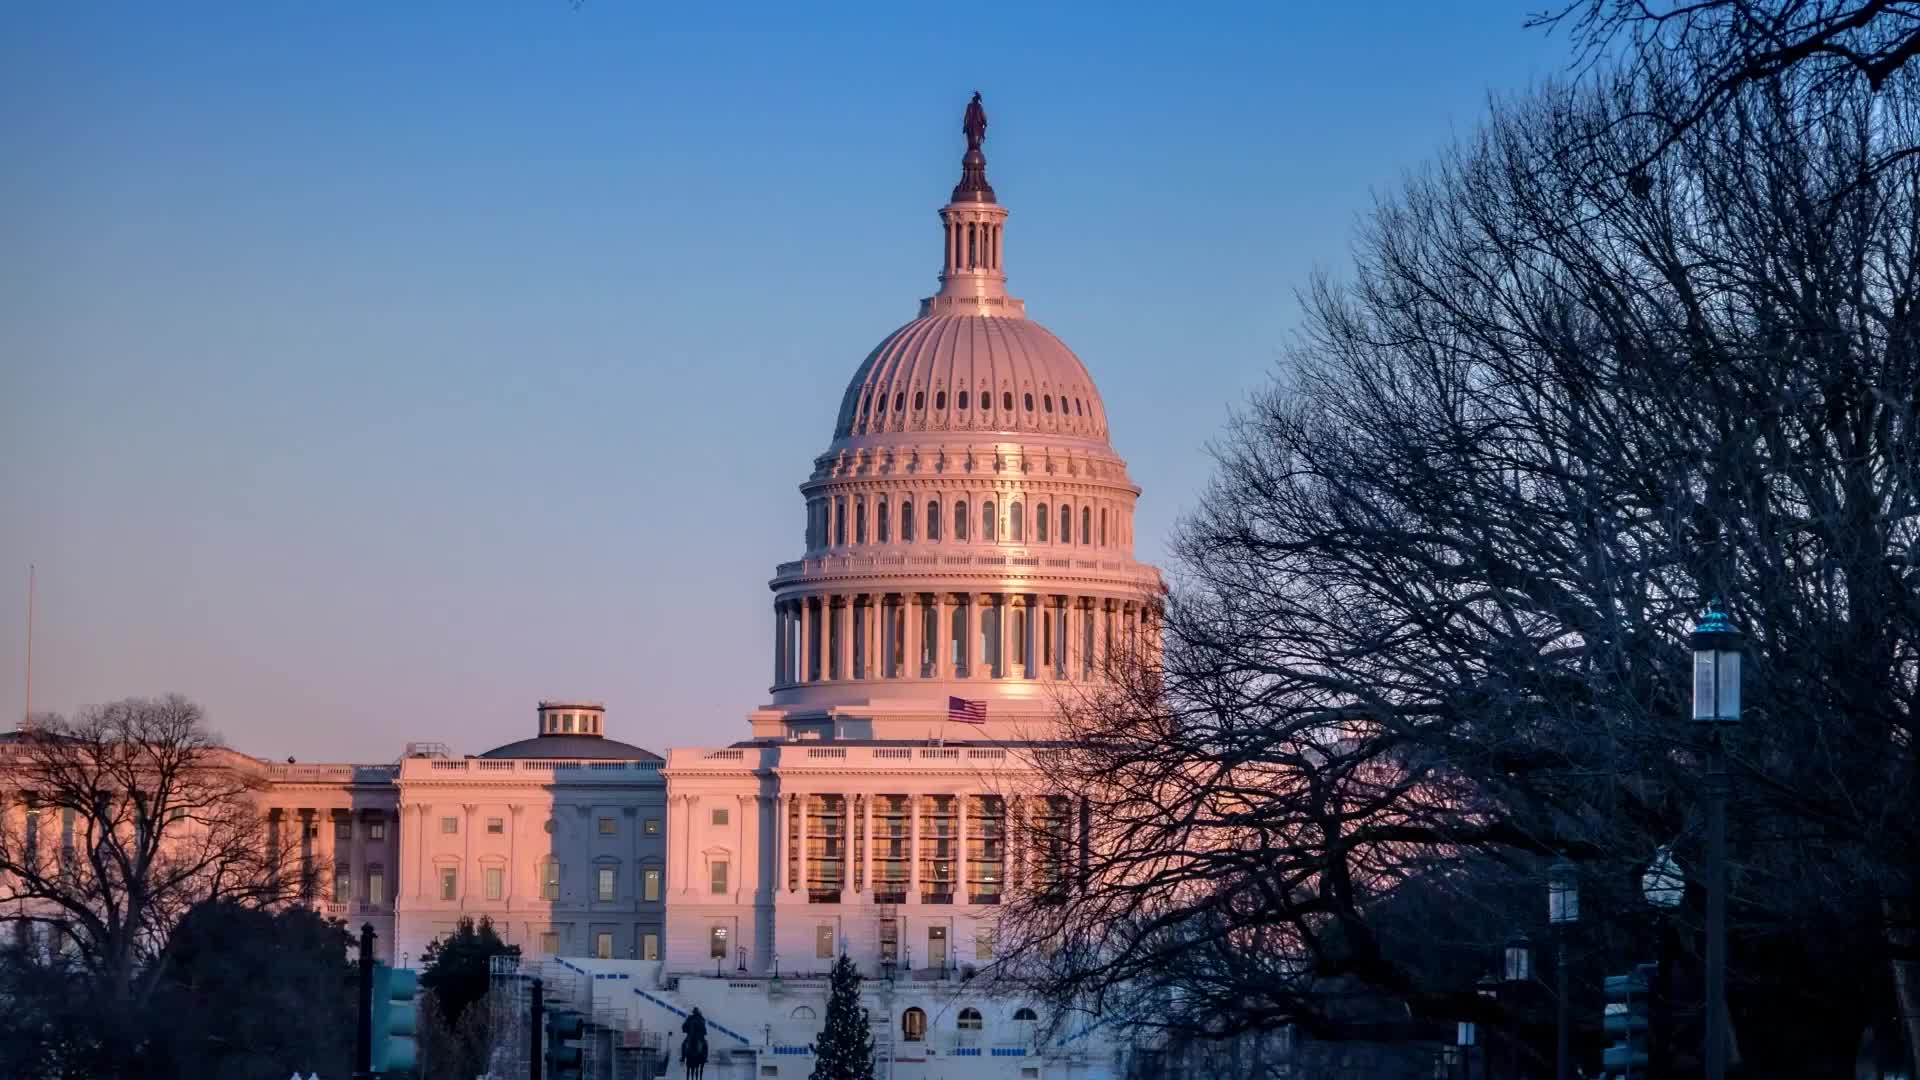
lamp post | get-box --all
[1548,860,1579,1080]
[1503,934,1533,1080]
[1690,602,1743,1080]
[1643,846,1684,1080]
[1478,975,1499,1080]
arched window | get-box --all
[936,390,947,410]
[834,499,847,547]
[982,500,996,542]
[914,391,925,411]
[1024,392,1034,412]
[1009,502,1024,542]
[1060,504,1072,544]
[954,500,969,541]
[1002,391,1014,412]
[1100,508,1108,546]
[1043,395,1053,413]
[876,500,890,543]
[902,1008,927,1042]
[902,500,915,542]
[1037,504,1049,542]
[791,1006,817,1021]
[1082,507,1092,543]
[1013,1008,1039,1022]
[894,392,905,413]
[538,858,561,900]
[927,501,941,541]
[957,1008,983,1030]
[855,498,868,544]
[876,392,887,416]
[1075,398,1084,415]
[958,390,969,411]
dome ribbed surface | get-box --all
[833,315,1110,441]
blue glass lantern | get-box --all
[1689,602,1744,725]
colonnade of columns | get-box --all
[770,791,1066,907]
[771,591,1152,688]
[267,805,396,912]
[944,218,1001,273]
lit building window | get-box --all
[540,859,561,900]
[902,1008,927,1042]
[642,933,659,961]
[598,867,617,902]
[487,817,504,834]
[817,924,834,958]
[644,818,660,835]
[710,860,729,895]
[711,808,729,826]
[485,867,504,900]
[368,867,385,905]
[599,817,616,835]
[710,925,729,959]
[369,820,385,841]
[595,932,614,959]
[540,931,560,955]
[643,867,661,902]
[441,816,458,834]
[439,868,457,901]
[332,866,350,904]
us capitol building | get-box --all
[206,97,1159,1079]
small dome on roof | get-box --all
[478,734,660,760]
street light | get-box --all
[1643,845,1684,1079]
[1504,934,1534,983]
[1690,601,1742,1080]
[1548,860,1578,1080]
[1476,975,1499,1080]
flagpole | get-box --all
[22,564,34,729]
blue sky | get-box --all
[0,2,1571,760]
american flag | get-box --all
[947,696,987,725]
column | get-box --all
[860,794,874,894]
[412,805,427,900]
[344,810,363,912]
[773,793,787,896]
[908,794,922,903]
[681,795,696,895]
[461,803,476,903]
[935,593,952,679]
[508,805,523,903]
[842,796,854,894]
[957,793,970,901]
[865,593,881,680]
[962,594,979,679]
[735,794,747,903]
[797,792,810,900]
[798,599,814,683]
[773,603,784,685]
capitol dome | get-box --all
[758,95,1161,741]
[833,316,1110,443]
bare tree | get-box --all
[0,696,291,1017]
[1537,0,1920,176]
[996,60,1919,1076]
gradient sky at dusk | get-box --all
[1,2,1571,761]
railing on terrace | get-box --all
[404,758,662,776]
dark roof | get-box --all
[477,734,661,761]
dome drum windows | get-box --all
[1082,506,1092,544]
[914,390,925,411]
[1009,502,1024,543]
[876,500,890,543]
[1060,504,1072,545]
[901,499,915,542]
[958,390,970,411]
[936,390,947,410]
[982,500,996,542]
[954,500,969,541]
[855,497,868,544]
[1002,391,1014,412]
[927,500,941,541]
[1023,392,1034,412]
[894,392,906,413]
[1036,504,1049,542]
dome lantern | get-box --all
[927,93,1019,318]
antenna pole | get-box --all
[22,564,33,728]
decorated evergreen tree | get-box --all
[809,954,876,1080]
